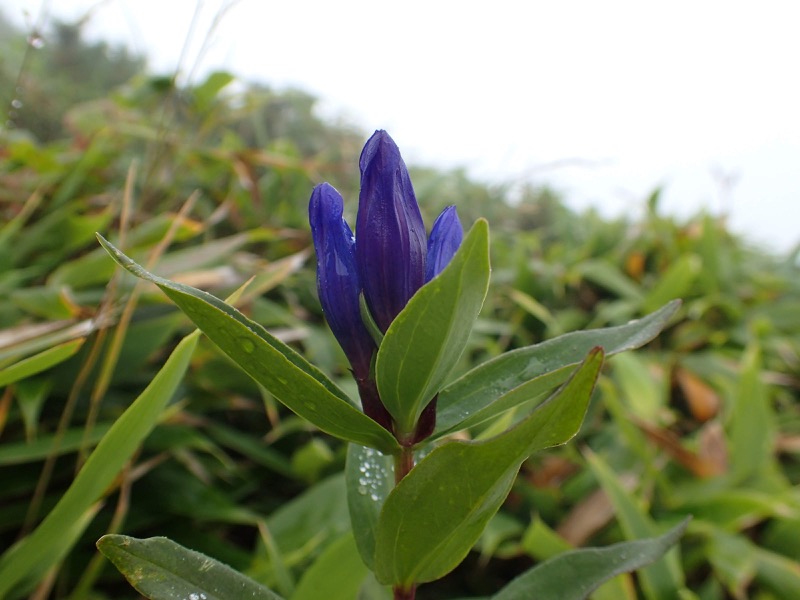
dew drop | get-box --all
[11,99,22,109]
[370,492,380,502]
[239,338,255,353]
[305,402,317,412]
[357,485,368,495]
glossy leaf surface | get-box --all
[434,300,680,438]
[345,443,395,570]
[97,234,399,454]
[376,219,490,436]
[97,534,283,600]
[374,348,604,586]
[586,451,687,599]
[493,518,689,600]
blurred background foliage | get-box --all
[1,10,799,600]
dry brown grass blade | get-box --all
[635,418,728,478]
[675,366,721,422]
[557,472,639,546]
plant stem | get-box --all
[394,445,415,485]
[392,442,416,598]
[393,584,416,600]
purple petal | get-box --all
[309,183,375,378]
[356,130,427,332]
[425,206,463,281]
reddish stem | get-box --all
[393,584,416,600]
[394,445,415,485]
[392,445,417,599]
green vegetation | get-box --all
[2,11,799,599]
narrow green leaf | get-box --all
[508,289,561,335]
[263,474,350,564]
[585,451,687,600]
[97,534,283,600]
[0,338,84,387]
[642,254,700,314]
[575,259,644,301]
[521,517,633,600]
[0,318,97,366]
[435,300,680,438]
[14,379,49,440]
[292,534,370,600]
[705,528,756,597]
[610,352,664,422]
[376,219,490,436]
[96,234,399,454]
[729,343,775,482]
[374,349,604,587]
[204,422,296,479]
[0,331,199,599]
[703,524,800,598]
[345,444,395,570]
[0,424,111,466]
[493,518,690,600]
[753,543,800,598]
[521,517,572,560]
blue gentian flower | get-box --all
[425,205,464,282]
[356,130,428,333]
[309,130,463,438]
[308,183,374,380]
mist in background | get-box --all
[3,0,798,252]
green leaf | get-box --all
[705,528,756,597]
[609,352,664,422]
[0,424,111,466]
[585,451,687,600]
[521,517,572,560]
[753,543,800,598]
[492,518,690,600]
[729,343,775,482]
[642,254,700,314]
[373,348,604,587]
[376,219,491,436]
[0,331,199,599]
[291,534,370,600]
[0,338,84,387]
[96,234,399,454]
[345,444,396,570]
[96,534,283,600]
[192,70,235,113]
[260,474,351,569]
[575,259,644,301]
[703,524,800,598]
[434,300,680,438]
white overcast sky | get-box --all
[3,0,799,252]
